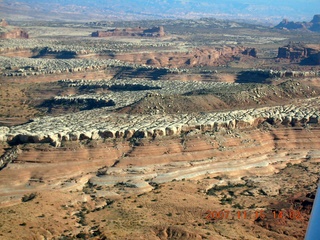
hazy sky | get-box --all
[1,0,319,22]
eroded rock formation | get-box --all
[0,146,20,171]
[0,19,29,39]
[3,97,320,147]
[111,46,257,67]
[310,14,320,32]
[275,19,308,31]
[92,26,165,37]
[277,43,320,65]
[275,14,320,32]
[242,48,257,57]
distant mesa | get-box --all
[310,14,320,32]
[275,19,308,30]
[277,42,320,65]
[274,14,320,32]
[0,19,29,39]
[311,14,320,24]
[91,26,165,38]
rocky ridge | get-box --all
[3,96,320,147]
[0,38,174,56]
[275,14,320,32]
[110,46,257,68]
[242,69,320,79]
[0,45,258,71]
[92,26,165,38]
[53,78,234,111]
[0,56,186,78]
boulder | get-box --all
[165,127,176,136]
[200,124,212,132]
[116,130,124,138]
[308,115,319,124]
[154,128,166,137]
[99,130,116,139]
[227,119,236,129]
[235,116,255,129]
[0,127,10,142]
[124,129,136,139]
[47,134,61,147]
[91,131,100,140]
[69,132,81,141]
[282,116,292,126]
[133,130,147,138]
[79,132,92,140]
[146,129,154,137]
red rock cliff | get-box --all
[0,19,29,39]
[277,43,320,65]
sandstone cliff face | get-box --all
[92,26,165,37]
[111,46,257,68]
[0,29,29,39]
[0,19,29,39]
[277,43,320,65]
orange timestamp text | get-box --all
[204,209,302,221]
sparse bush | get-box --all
[232,203,244,209]
[22,192,37,202]
[249,204,256,209]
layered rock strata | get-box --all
[111,46,257,67]
[3,98,320,147]
[1,127,320,205]
[277,43,320,65]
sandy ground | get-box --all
[0,127,319,239]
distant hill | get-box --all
[275,14,320,32]
[0,0,319,23]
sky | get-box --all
[1,0,319,23]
